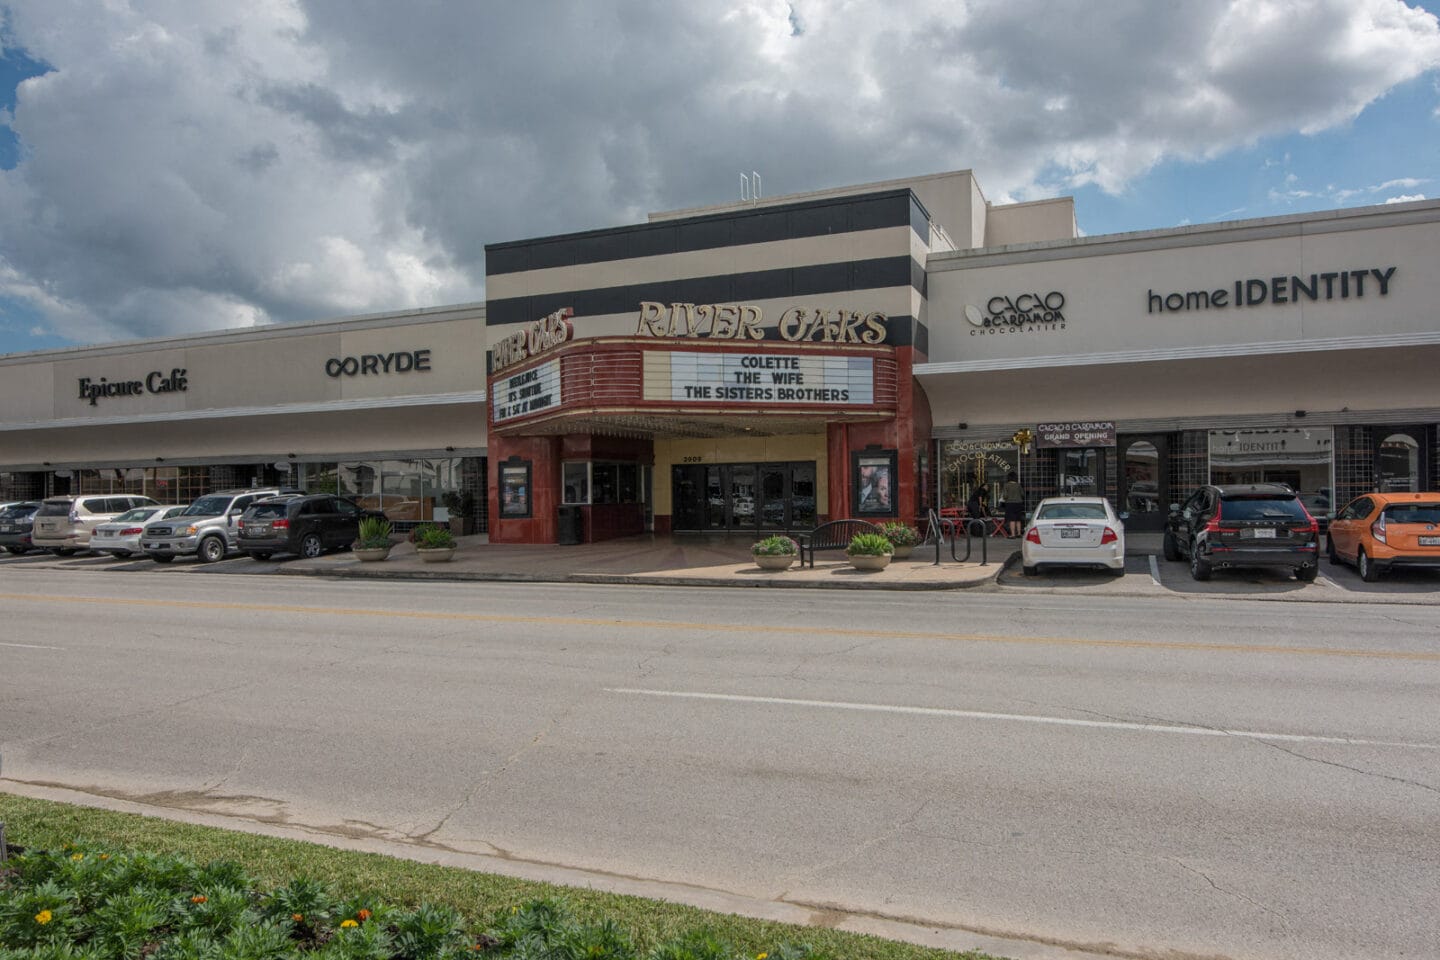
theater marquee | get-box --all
[644,351,874,405]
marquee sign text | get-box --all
[492,358,561,423]
[77,368,188,406]
[637,302,888,344]
[645,352,874,406]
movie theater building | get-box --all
[480,170,1077,542]
[0,304,491,525]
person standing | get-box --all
[1002,471,1025,537]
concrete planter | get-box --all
[416,546,456,563]
[353,545,392,562]
[846,551,892,571]
[752,553,796,571]
[890,544,914,560]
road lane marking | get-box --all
[0,640,63,650]
[2,592,1439,662]
[1148,555,1161,586]
[606,688,1440,750]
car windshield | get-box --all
[114,508,159,522]
[36,501,71,517]
[1037,503,1108,520]
[182,496,232,516]
[1383,503,1440,523]
[0,504,38,518]
[1219,496,1308,521]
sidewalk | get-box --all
[279,533,1018,590]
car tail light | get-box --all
[1101,527,1118,544]
[236,520,244,530]
[119,527,143,535]
[1025,527,1041,544]
[1371,514,1387,544]
[1204,518,1239,534]
[272,519,290,530]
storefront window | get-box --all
[1124,442,1161,515]
[1378,434,1419,492]
[563,462,590,504]
[939,441,1017,511]
[1209,428,1334,520]
[1059,449,1101,496]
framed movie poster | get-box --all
[852,449,897,517]
[500,459,532,518]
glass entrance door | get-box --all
[672,461,816,532]
[1118,435,1169,531]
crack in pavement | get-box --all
[773,796,934,894]
[1164,856,1294,932]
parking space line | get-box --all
[1148,554,1161,586]
[0,640,64,650]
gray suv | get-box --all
[141,488,298,563]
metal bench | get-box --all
[795,519,882,567]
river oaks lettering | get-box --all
[1147,267,1396,314]
[77,368,188,406]
[645,352,875,406]
[492,307,574,373]
[325,350,431,377]
[637,302,888,344]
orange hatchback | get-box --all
[1327,492,1440,582]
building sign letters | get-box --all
[325,350,431,377]
[637,302,888,344]
[964,292,1067,335]
[492,358,561,423]
[646,352,874,405]
[1147,267,1396,314]
[492,307,574,373]
[77,369,188,406]
[1036,421,1117,448]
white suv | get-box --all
[31,494,161,555]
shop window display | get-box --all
[1210,428,1334,521]
[939,440,1017,513]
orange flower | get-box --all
[34,910,53,925]
[293,913,304,922]
[99,854,110,861]
[191,896,207,904]
[357,909,371,922]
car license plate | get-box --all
[1246,528,1276,539]
[1420,536,1440,546]
[1060,529,1081,539]
[0,525,12,533]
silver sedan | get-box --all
[1021,496,1126,576]
[90,505,189,558]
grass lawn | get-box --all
[0,793,1001,960]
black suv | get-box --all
[1164,483,1320,582]
[236,494,382,560]
[0,501,42,554]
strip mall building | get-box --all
[2,170,1437,540]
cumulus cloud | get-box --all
[0,0,1438,347]
[1384,193,1427,202]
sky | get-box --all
[0,0,1437,357]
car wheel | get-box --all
[1022,563,1039,576]
[1189,548,1212,581]
[1357,548,1381,583]
[1109,566,1126,578]
[52,548,76,557]
[112,550,131,558]
[300,534,323,559]
[150,554,174,563]
[1162,531,1181,561]
[1295,565,1318,582]
[1326,535,1339,565]
[5,545,24,555]
[198,537,226,563]
[249,552,272,562]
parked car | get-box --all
[236,493,384,560]
[1163,483,1319,582]
[1021,496,1126,576]
[31,494,160,555]
[89,505,189,558]
[1326,492,1440,581]
[141,487,299,563]
[0,501,42,555]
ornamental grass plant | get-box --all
[410,524,456,550]
[355,516,394,550]
[845,532,894,557]
[750,535,799,557]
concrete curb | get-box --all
[274,564,1005,590]
[0,781,1128,960]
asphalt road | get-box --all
[2,566,1438,960]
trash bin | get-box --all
[557,505,583,545]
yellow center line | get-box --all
[3,591,1437,662]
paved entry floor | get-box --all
[279,533,1009,590]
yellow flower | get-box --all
[99,854,110,861]
[757,954,768,959]
[70,853,84,861]
[340,919,358,928]
[35,910,53,925]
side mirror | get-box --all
[1119,511,1130,521]
[1168,502,1180,514]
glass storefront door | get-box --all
[672,461,816,532]
[1118,435,1168,531]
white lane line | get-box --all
[1148,554,1161,586]
[0,641,64,650]
[606,688,1439,750]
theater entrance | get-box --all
[671,462,817,532]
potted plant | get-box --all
[845,531,894,571]
[879,522,920,560]
[751,534,799,571]
[352,516,394,562]
[411,523,457,562]
[442,491,477,537]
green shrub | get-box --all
[750,535,798,557]
[879,522,919,547]
[411,524,455,549]
[355,516,393,550]
[846,532,893,556]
